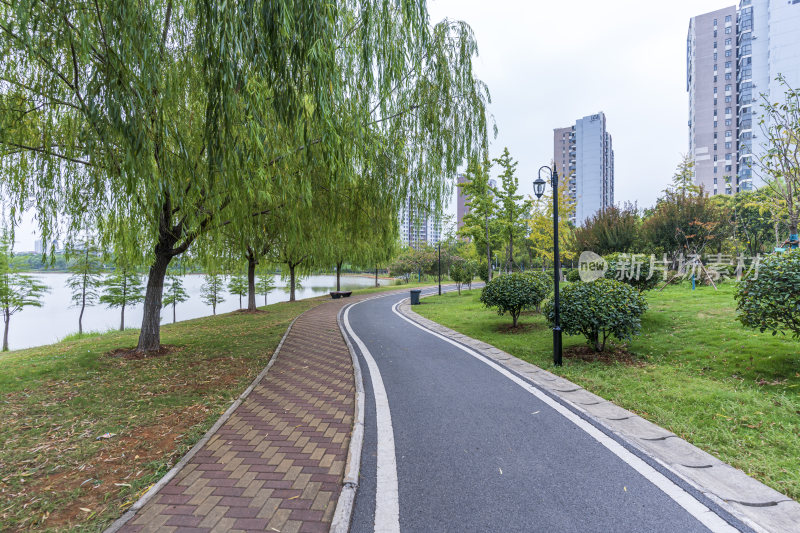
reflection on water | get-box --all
[6,273,377,351]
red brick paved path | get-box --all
[120,297,359,533]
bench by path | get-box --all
[113,295,366,533]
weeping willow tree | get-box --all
[0,0,490,352]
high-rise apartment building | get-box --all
[737,0,800,188]
[455,175,497,233]
[687,6,739,194]
[398,198,441,248]
[553,113,614,226]
[688,1,800,194]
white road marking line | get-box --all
[391,301,740,533]
[343,303,400,533]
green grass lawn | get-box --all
[415,283,800,501]
[0,282,426,532]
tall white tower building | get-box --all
[554,112,614,225]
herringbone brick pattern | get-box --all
[120,297,358,533]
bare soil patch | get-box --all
[29,406,209,530]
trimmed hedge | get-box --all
[736,250,800,338]
[480,272,551,327]
[545,278,648,352]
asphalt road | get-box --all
[342,287,750,533]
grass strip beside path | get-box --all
[0,283,431,532]
[415,284,800,502]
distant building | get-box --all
[553,112,615,225]
[456,174,469,232]
[687,1,800,194]
[455,174,496,234]
[398,198,442,248]
[687,6,739,194]
[737,0,800,189]
[34,239,44,254]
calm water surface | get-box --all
[7,273,378,351]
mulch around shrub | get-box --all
[564,344,646,366]
[496,322,547,334]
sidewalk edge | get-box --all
[104,314,302,533]
[398,294,800,533]
[329,296,377,533]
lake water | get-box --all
[5,273,378,351]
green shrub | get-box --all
[480,272,551,327]
[449,260,472,295]
[465,260,477,289]
[735,250,800,338]
[524,271,552,311]
[545,278,648,352]
[566,269,581,283]
[478,261,489,283]
[603,252,662,291]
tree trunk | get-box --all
[239,294,242,309]
[246,249,257,311]
[136,250,172,352]
[336,261,342,291]
[375,265,379,287]
[120,303,125,331]
[212,302,216,315]
[172,301,176,324]
[264,291,267,306]
[2,310,9,351]
[78,301,85,335]
[289,265,296,302]
[512,312,518,327]
[508,234,513,274]
[485,220,489,276]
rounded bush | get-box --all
[735,250,800,338]
[449,260,472,294]
[478,262,489,283]
[603,253,662,292]
[545,278,648,352]
[480,272,551,327]
[566,269,581,283]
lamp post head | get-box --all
[533,176,546,199]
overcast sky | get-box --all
[429,0,733,216]
[9,0,733,251]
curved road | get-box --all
[341,287,751,533]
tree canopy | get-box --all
[0,1,491,351]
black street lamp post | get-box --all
[533,165,563,366]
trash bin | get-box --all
[410,289,422,305]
